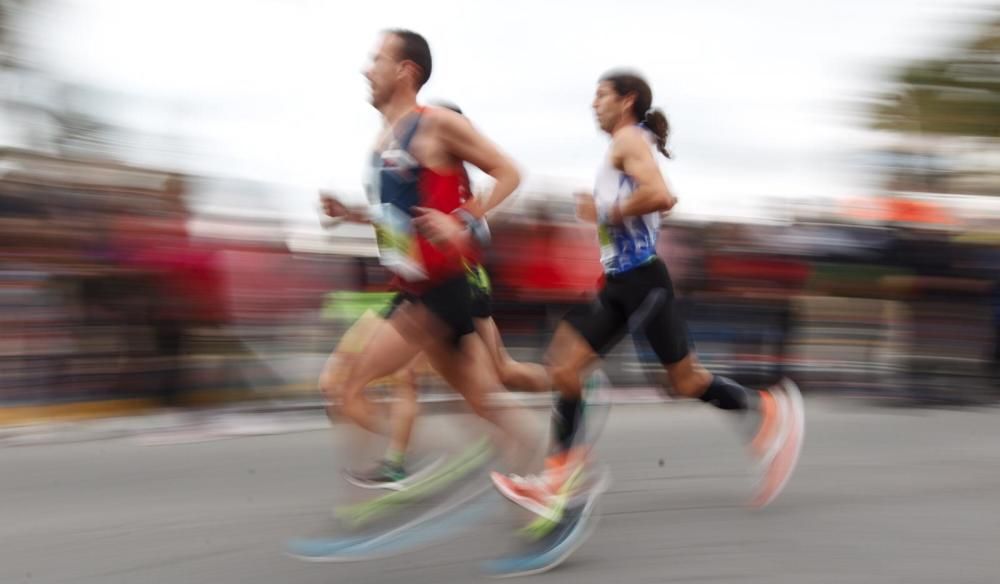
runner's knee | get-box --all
[318,358,345,402]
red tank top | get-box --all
[372,106,470,293]
[408,167,467,288]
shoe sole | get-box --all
[290,484,492,563]
[491,472,564,522]
[752,379,805,508]
[752,389,790,481]
[486,471,610,578]
[342,455,447,491]
[520,467,612,538]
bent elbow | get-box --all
[505,162,522,190]
[487,160,520,189]
[659,192,677,211]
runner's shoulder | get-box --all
[422,105,471,134]
[612,125,647,150]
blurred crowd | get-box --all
[0,151,329,407]
[485,203,999,404]
[2,147,997,410]
[0,3,997,416]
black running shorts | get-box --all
[381,290,413,319]
[470,287,492,320]
[389,275,476,347]
[565,257,690,365]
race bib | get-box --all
[371,203,427,281]
[597,223,618,272]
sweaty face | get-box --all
[364,35,403,108]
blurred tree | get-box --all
[873,14,1000,138]
[0,0,19,68]
[868,12,1000,196]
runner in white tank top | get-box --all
[593,125,661,275]
[492,70,805,529]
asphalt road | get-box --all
[3,398,999,584]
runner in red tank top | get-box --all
[316,30,538,487]
[321,100,554,489]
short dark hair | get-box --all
[385,29,432,88]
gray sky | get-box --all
[16,0,998,222]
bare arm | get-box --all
[437,112,521,219]
[575,192,597,224]
[320,191,371,225]
[607,127,677,224]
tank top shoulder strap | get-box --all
[395,106,425,153]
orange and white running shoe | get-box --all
[750,378,805,508]
[491,449,588,521]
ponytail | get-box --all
[643,109,671,159]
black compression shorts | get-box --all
[564,257,690,365]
